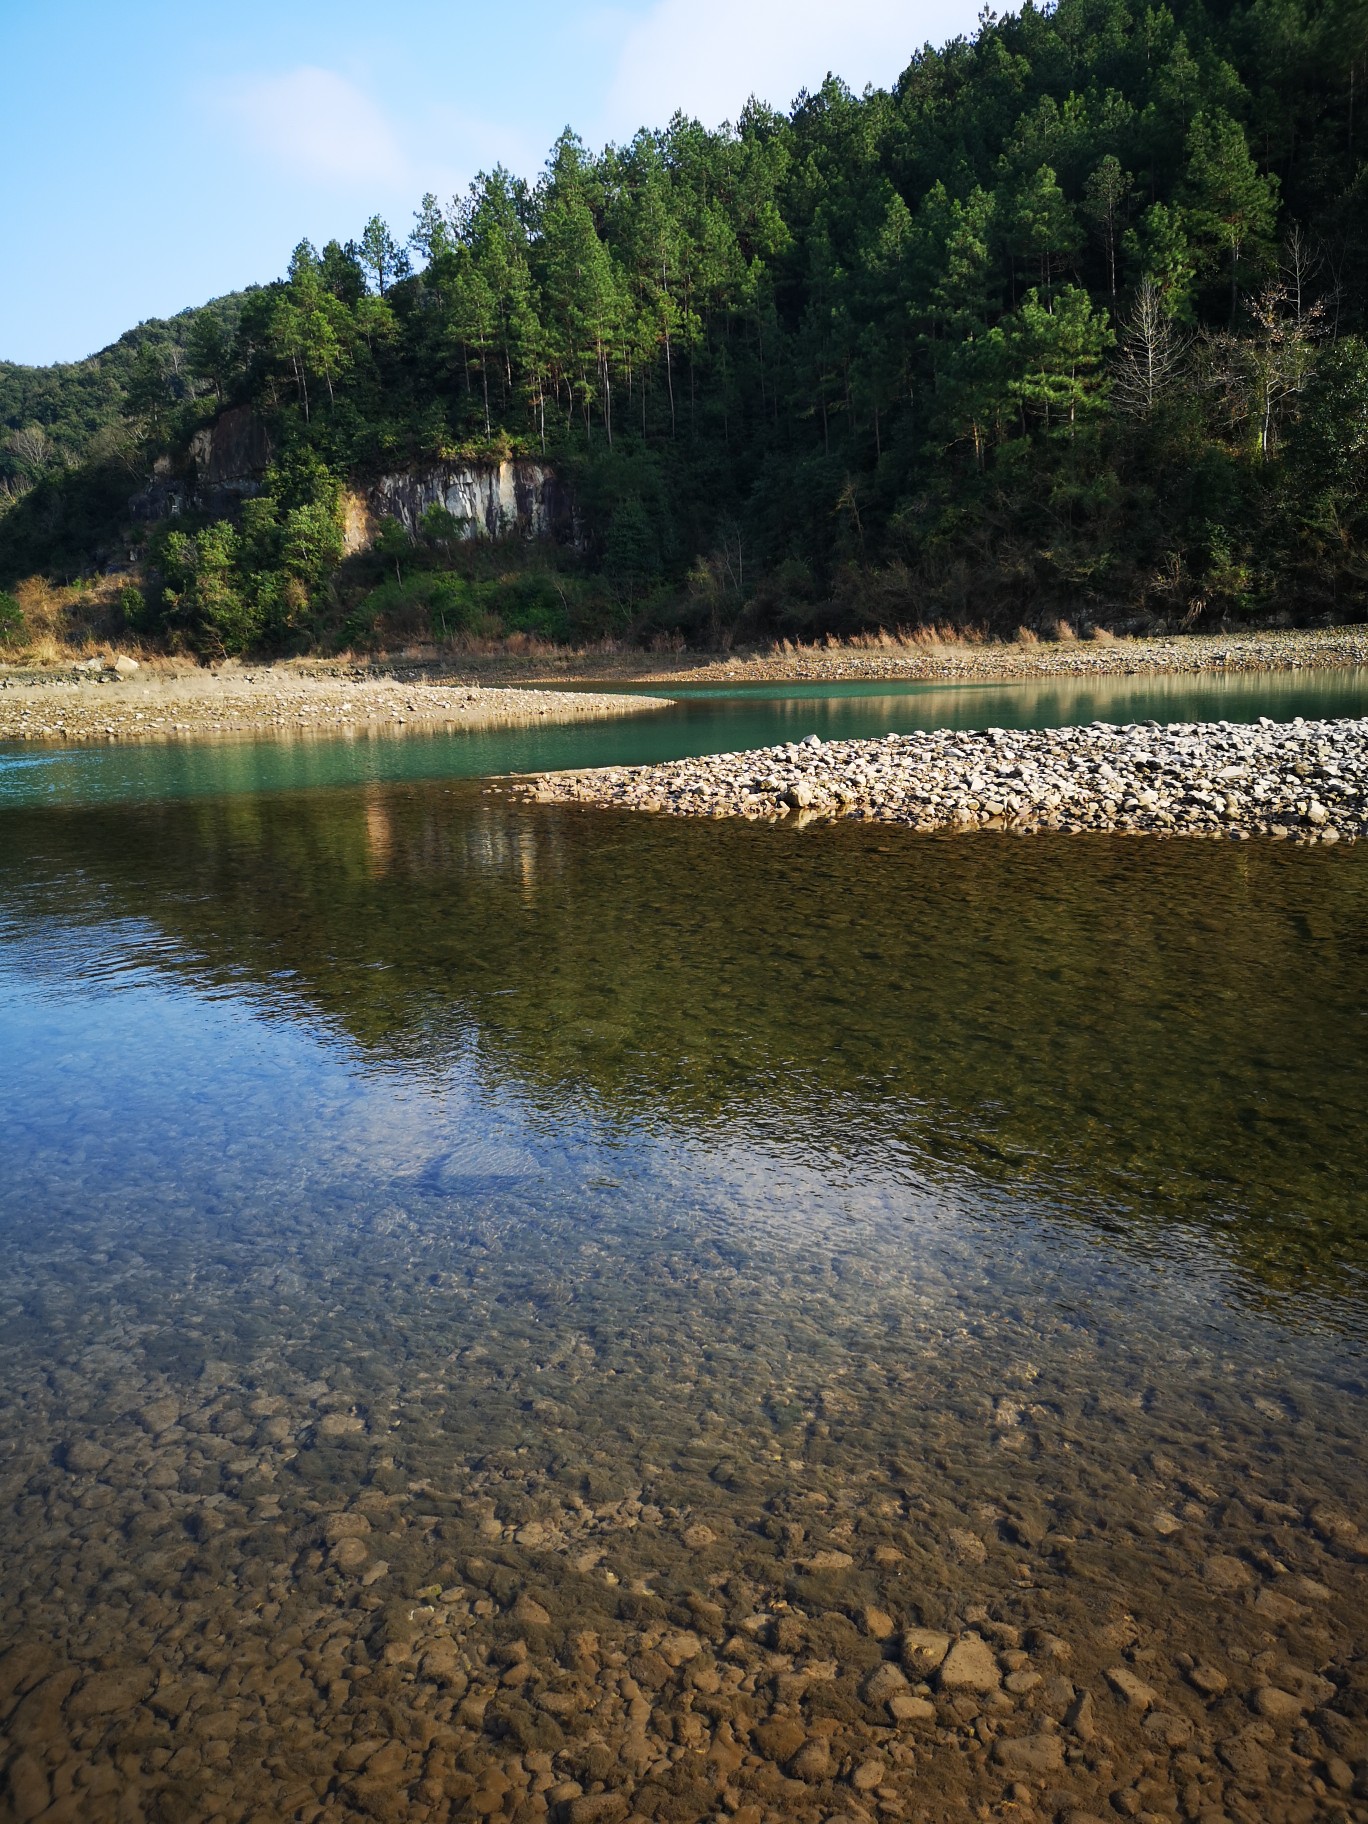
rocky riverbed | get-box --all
[4,1188,1366,1824]
[520,715,1368,844]
[0,667,667,745]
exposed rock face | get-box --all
[128,459,190,522]
[129,417,568,549]
[130,406,273,522]
[368,461,570,543]
[188,405,273,500]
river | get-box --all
[0,671,1365,1824]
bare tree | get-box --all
[4,424,56,471]
[1112,278,1188,416]
[1280,224,1322,328]
[1244,273,1325,457]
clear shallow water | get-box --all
[3,663,1368,809]
[1,702,1367,1822]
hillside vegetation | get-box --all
[2,0,1366,657]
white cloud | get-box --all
[220,66,412,188]
[601,0,981,137]
[213,65,546,218]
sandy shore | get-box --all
[0,668,669,745]
[521,715,1368,844]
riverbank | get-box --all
[6,621,1368,701]
[5,623,1367,748]
[463,621,1368,686]
[520,714,1368,843]
[0,668,669,744]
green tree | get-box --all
[281,498,344,590]
[537,135,624,444]
[1003,285,1114,431]
[160,522,258,654]
[1082,155,1133,298]
[604,495,660,605]
[1183,112,1280,317]
[270,241,354,418]
[186,313,233,401]
[1124,202,1198,320]
[125,346,174,439]
[319,239,367,305]
[419,502,467,547]
[1008,165,1082,296]
[374,516,411,583]
[358,216,407,295]
[409,193,451,266]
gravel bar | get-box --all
[0,668,669,745]
[521,714,1368,843]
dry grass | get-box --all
[788,623,993,659]
[0,575,147,667]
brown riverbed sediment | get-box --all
[519,715,1368,844]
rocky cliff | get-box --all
[188,406,273,499]
[130,405,273,523]
[367,461,570,543]
[132,415,569,550]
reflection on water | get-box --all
[4,664,1368,810]
[1,783,1366,1824]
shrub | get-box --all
[428,575,480,638]
[0,590,22,645]
[117,584,147,631]
[160,522,262,656]
[419,503,468,547]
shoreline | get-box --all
[519,714,1368,845]
[0,670,670,746]
[2,621,1368,702]
[615,622,1368,688]
[3,621,1366,748]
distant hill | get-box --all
[0,293,251,463]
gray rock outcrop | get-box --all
[368,460,570,543]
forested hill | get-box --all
[2,0,1366,654]
[0,295,248,469]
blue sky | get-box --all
[2,0,986,367]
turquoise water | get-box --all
[2,664,1367,809]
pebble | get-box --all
[938,1636,1002,1692]
[863,1661,909,1705]
[1187,1664,1228,1698]
[902,1627,952,1673]
[1252,1684,1306,1721]
[1106,1666,1159,1711]
[60,1438,110,1473]
[888,1692,937,1722]
[992,1731,1065,1773]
